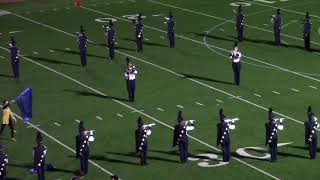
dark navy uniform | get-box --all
[305,110,318,159]
[124,63,137,102]
[76,121,85,158]
[34,132,47,180]
[178,122,188,163]
[173,111,184,147]
[165,12,175,48]
[111,175,119,180]
[265,108,279,162]
[235,5,244,42]
[135,14,144,53]
[77,25,88,67]
[76,126,89,175]
[177,120,194,163]
[303,12,311,51]
[272,9,282,45]
[104,20,116,59]
[216,109,231,162]
[229,42,242,86]
[9,37,19,79]
[0,145,8,180]
[135,117,148,166]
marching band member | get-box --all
[229,42,242,86]
[272,9,282,45]
[33,132,47,180]
[235,5,244,42]
[76,124,90,175]
[216,108,238,162]
[305,108,319,159]
[177,118,195,163]
[164,11,175,48]
[173,111,184,147]
[0,99,17,141]
[76,121,85,158]
[76,25,88,67]
[8,37,20,79]
[0,145,8,180]
[135,117,155,166]
[111,175,119,180]
[303,12,311,51]
[135,13,144,53]
[104,20,116,59]
[265,108,284,162]
[124,62,138,102]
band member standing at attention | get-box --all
[124,62,138,102]
[229,42,242,86]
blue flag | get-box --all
[16,87,32,122]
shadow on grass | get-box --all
[63,90,129,102]
[121,38,168,48]
[180,73,234,85]
[0,74,14,78]
[90,155,139,166]
[25,56,79,67]
[52,48,106,59]
[105,151,180,164]
[96,43,136,52]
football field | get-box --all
[1,0,320,179]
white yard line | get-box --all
[176,105,184,109]
[195,102,203,106]
[152,14,164,17]
[148,0,320,46]
[27,124,40,128]
[2,106,115,176]
[49,49,55,53]
[241,0,320,19]
[75,119,81,123]
[33,51,39,55]
[116,113,124,118]
[7,11,316,179]
[216,99,223,103]
[130,109,144,113]
[54,122,61,126]
[157,107,165,111]
[0,56,4,59]
[291,88,300,92]
[65,48,71,51]
[228,96,241,99]
[272,91,281,95]
[96,116,103,120]
[9,30,23,34]
[309,86,317,89]
[79,6,320,84]
[282,20,297,29]
[0,45,280,179]
[254,94,262,98]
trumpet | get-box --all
[274,118,285,130]
[84,130,95,142]
[184,120,195,131]
[224,118,239,130]
[143,123,156,129]
[143,123,155,136]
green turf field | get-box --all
[1,0,320,179]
